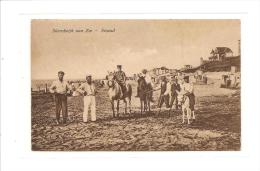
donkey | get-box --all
[107,74,132,117]
[177,92,195,124]
[137,76,151,114]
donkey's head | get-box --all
[107,73,115,88]
[138,76,147,90]
[177,94,188,106]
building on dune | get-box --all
[185,41,241,73]
[148,67,178,84]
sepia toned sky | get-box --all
[31,19,240,79]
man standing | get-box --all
[114,65,127,96]
[77,75,96,123]
[183,76,195,118]
[169,76,181,110]
[49,71,70,124]
[158,76,171,109]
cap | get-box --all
[184,76,189,80]
[117,65,122,68]
[58,71,65,75]
[161,76,166,81]
[86,74,92,78]
[142,69,148,74]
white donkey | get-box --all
[177,89,195,124]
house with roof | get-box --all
[184,65,193,69]
[149,66,170,76]
[146,66,177,84]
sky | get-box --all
[31,19,240,79]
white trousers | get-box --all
[83,96,96,122]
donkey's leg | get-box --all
[148,99,151,113]
[187,108,191,124]
[192,110,195,120]
[123,98,127,115]
[128,97,132,114]
[156,107,161,117]
[168,106,172,117]
[140,99,143,115]
[182,107,185,124]
[144,98,147,113]
[116,100,120,117]
[111,100,115,118]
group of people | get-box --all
[49,71,97,124]
[159,75,195,111]
[136,69,195,112]
[49,65,127,125]
[49,65,195,125]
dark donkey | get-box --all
[137,76,152,114]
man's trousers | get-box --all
[169,94,178,109]
[83,95,96,122]
[158,94,170,108]
[55,94,68,123]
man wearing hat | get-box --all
[169,76,181,110]
[158,76,171,108]
[114,65,127,96]
[49,71,71,124]
[77,74,97,123]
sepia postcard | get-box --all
[31,19,241,151]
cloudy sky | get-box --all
[31,19,240,79]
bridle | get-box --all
[178,94,187,105]
[139,77,147,90]
[107,79,115,88]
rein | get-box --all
[142,88,161,95]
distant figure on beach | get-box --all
[49,71,71,124]
[77,74,97,123]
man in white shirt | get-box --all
[142,69,155,102]
[77,74,96,123]
[49,71,71,124]
[183,76,195,113]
